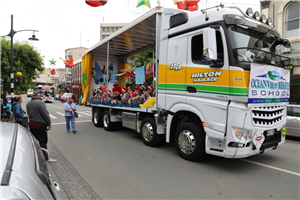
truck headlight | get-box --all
[234,128,253,142]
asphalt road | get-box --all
[22,95,300,199]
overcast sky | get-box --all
[0,0,260,70]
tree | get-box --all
[128,49,155,87]
[1,38,44,97]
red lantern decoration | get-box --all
[86,0,108,7]
[174,0,200,12]
[50,68,56,75]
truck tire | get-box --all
[93,109,103,127]
[102,110,114,131]
[175,123,205,161]
[140,117,164,147]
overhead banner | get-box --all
[248,63,290,108]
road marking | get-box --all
[48,104,64,109]
[49,114,57,119]
[52,120,91,125]
[85,110,92,114]
[242,159,300,177]
[76,111,92,116]
[56,112,65,116]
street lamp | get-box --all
[0,14,39,98]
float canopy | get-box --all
[85,7,164,58]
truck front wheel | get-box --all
[93,109,103,127]
[175,123,205,161]
[102,110,114,131]
[140,117,164,147]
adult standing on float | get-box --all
[27,89,56,162]
[64,96,77,133]
[112,82,122,94]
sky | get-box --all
[0,0,260,70]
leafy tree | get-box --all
[1,38,44,97]
[128,49,155,87]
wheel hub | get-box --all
[178,130,196,154]
[94,112,98,124]
[103,114,109,127]
[142,122,153,142]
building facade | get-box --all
[100,23,128,40]
[64,47,88,90]
[260,0,300,104]
[72,58,82,97]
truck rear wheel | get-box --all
[175,123,205,161]
[102,110,114,131]
[93,109,103,127]
[140,117,164,147]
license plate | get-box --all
[266,130,275,136]
[282,127,286,135]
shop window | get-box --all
[191,31,224,66]
[285,2,300,38]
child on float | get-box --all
[143,91,152,103]
[141,85,147,95]
[111,92,121,104]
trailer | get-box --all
[81,5,292,161]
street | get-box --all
[21,95,300,199]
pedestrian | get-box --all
[26,89,57,163]
[61,93,64,103]
[13,96,26,125]
[64,96,77,133]
[1,99,6,120]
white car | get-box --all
[0,122,62,199]
[63,93,73,101]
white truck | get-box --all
[82,5,292,161]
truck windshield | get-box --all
[228,24,289,68]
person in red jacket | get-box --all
[112,82,122,94]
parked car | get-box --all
[63,93,73,102]
[0,122,62,199]
[27,89,33,97]
[286,105,300,138]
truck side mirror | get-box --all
[203,28,217,61]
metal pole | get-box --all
[273,4,275,28]
[153,48,154,88]
[10,15,14,98]
[106,41,109,99]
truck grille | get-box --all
[251,106,284,127]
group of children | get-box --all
[90,82,155,106]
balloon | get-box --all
[86,0,108,7]
[174,0,200,12]
[16,72,22,77]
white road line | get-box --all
[76,111,92,116]
[85,110,92,114]
[52,120,91,125]
[242,159,300,177]
[48,104,64,109]
[56,112,65,116]
[49,114,57,119]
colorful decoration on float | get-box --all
[174,0,200,11]
[145,62,154,78]
[136,0,151,9]
[59,57,74,68]
[85,0,108,7]
[50,69,56,75]
[49,59,57,65]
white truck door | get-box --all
[186,27,230,100]
[165,34,188,110]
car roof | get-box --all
[0,123,16,171]
[288,105,300,108]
